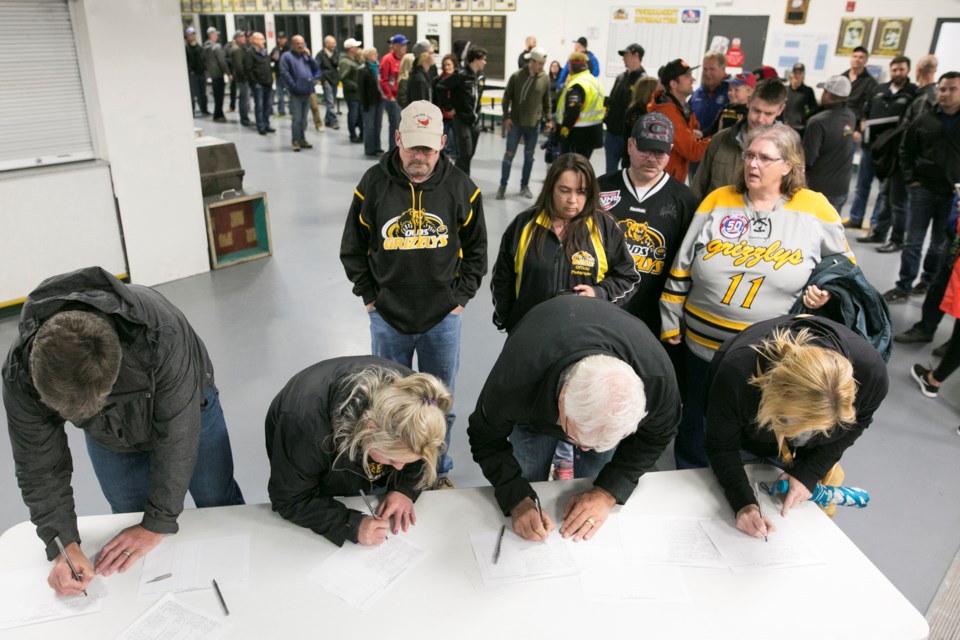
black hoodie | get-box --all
[340,149,488,334]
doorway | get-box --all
[705,15,770,74]
[274,14,313,49]
[321,14,363,47]
[234,14,266,37]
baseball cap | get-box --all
[754,65,781,80]
[413,40,433,62]
[576,36,589,48]
[728,72,757,88]
[185,27,196,35]
[343,38,362,49]
[206,26,219,35]
[277,31,287,38]
[389,34,409,45]
[632,112,674,153]
[524,47,548,63]
[399,101,444,150]
[792,62,806,72]
[569,51,589,65]
[817,75,852,98]
[618,43,645,57]
[658,58,698,85]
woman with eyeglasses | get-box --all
[265,357,451,547]
[660,123,854,470]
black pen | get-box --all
[212,579,229,616]
[493,524,506,564]
[359,490,389,541]
[534,496,546,530]
[53,535,88,597]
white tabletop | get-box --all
[0,467,928,640]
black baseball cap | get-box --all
[658,58,698,85]
[618,43,645,57]
[576,36,588,48]
[792,62,805,72]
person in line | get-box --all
[497,46,552,200]
[841,46,879,228]
[619,76,658,169]
[184,27,205,115]
[715,72,755,132]
[706,315,887,537]
[265,357,450,546]
[202,27,230,122]
[270,32,290,116]
[784,62,818,135]
[396,53,416,108]
[357,47,384,158]
[437,46,487,175]
[341,101,487,489]
[556,52,605,159]
[661,123,852,469]
[603,43,646,173]
[689,51,729,140]
[648,58,710,183]
[556,36,600,85]
[316,35,341,130]
[380,34,409,151]
[3,267,245,596]
[279,35,321,151]
[226,31,250,124]
[406,40,436,105]
[338,37,364,144]
[245,32,276,135]
[468,296,680,542]
[548,60,563,113]
[437,53,459,159]
[517,35,536,69]
[803,76,856,213]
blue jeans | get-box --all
[289,93,310,143]
[847,144,875,225]
[322,81,339,126]
[253,84,272,132]
[872,174,908,244]
[369,310,461,477]
[237,81,251,123]
[675,345,711,470]
[500,124,539,188]
[510,424,616,481]
[384,99,401,150]
[604,133,625,174]
[826,194,847,217]
[189,72,205,113]
[362,102,384,155]
[274,76,289,115]
[896,185,952,292]
[346,99,362,140]
[84,385,245,513]
[443,119,458,158]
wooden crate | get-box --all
[203,190,272,269]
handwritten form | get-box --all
[307,538,428,610]
[138,536,250,598]
[0,567,104,630]
[619,515,726,568]
[470,529,580,586]
[115,593,230,640]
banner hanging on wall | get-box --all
[607,7,707,78]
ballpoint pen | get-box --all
[359,489,390,540]
[534,496,546,530]
[754,483,769,543]
[53,535,88,597]
[493,524,506,564]
[146,573,173,583]
[212,579,230,616]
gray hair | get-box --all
[735,123,806,197]
[29,310,122,422]
[703,50,726,67]
[563,355,646,452]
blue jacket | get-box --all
[280,50,321,95]
[690,80,730,137]
[557,51,600,85]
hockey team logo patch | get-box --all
[719,213,749,239]
[599,190,621,210]
[381,208,449,250]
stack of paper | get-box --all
[0,567,104,630]
[469,529,579,586]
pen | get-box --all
[146,573,173,583]
[212,579,230,616]
[534,496,546,530]
[359,489,390,540]
[493,524,506,564]
[53,535,88,597]
[754,483,768,543]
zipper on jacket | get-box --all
[554,240,564,295]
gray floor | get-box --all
[2,111,958,616]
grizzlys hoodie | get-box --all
[340,149,488,334]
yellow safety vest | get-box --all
[557,71,605,127]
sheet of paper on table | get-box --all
[138,535,250,598]
[307,537,428,610]
[470,528,580,586]
[618,515,727,568]
[579,557,691,602]
[0,567,105,630]
[115,592,231,640]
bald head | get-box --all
[324,35,336,51]
[250,32,265,50]
[917,54,938,86]
[291,35,305,54]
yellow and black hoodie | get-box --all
[340,150,487,334]
[490,206,640,332]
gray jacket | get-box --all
[2,267,215,560]
[804,103,857,198]
[692,119,746,201]
[203,40,229,78]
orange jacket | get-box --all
[647,89,711,183]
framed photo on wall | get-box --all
[493,0,515,9]
[408,0,427,10]
[872,18,911,57]
[449,0,469,10]
[470,0,492,10]
[836,17,873,55]
[387,0,405,9]
[428,0,447,9]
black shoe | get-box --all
[895,326,934,343]
[876,241,901,253]
[911,282,929,296]
[934,341,949,358]
[200,111,212,116]
[299,140,313,149]
[266,127,276,133]
[856,231,885,244]
[842,218,863,229]
[241,121,256,127]
[910,363,939,398]
[213,116,227,123]
[258,130,267,135]
[882,287,910,303]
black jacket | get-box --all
[407,66,433,104]
[705,315,888,514]
[229,43,249,82]
[357,64,381,110]
[847,69,878,127]
[185,41,203,75]
[244,47,272,87]
[784,83,817,131]
[341,150,487,334]
[900,107,960,195]
[265,357,425,546]
[491,207,640,332]
[861,80,917,146]
[467,296,681,514]
[3,267,217,560]
[604,68,644,136]
[316,48,340,86]
[438,66,484,127]
[803,102,857,198]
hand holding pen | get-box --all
[49,536,93,597]
[357,490,391,546]
[509,495,554,542]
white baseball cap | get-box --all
[524,47,548,63]
[344,37,362,49]
[399,101,444,150]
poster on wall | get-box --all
[408,0,427,10]
[835,17,873,55]
[493,0,515,9]
[470,0,492,10]
[871,18,911,57]
[428,0,447,9]
[450,0,469,10]
[387,0,405,10]
[607,7,707,78]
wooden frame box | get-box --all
[203,190,272,269]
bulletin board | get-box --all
[606,6,707,78]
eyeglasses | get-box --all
[635,148,669,159]
[399,144,439,158]
[741,151,784,168]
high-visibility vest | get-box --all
[557,71,605,127]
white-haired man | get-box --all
[467,296,680,542]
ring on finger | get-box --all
[122,551,132,558]
[586,517,597,526]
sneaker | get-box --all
[227,108,235,113]
[910,363,939,398]
[911,282,929,296]
[299,140,313,149]
[934,341,949,358]
[433,477,456,490]
[519,185,534,199]
[842,218,862,229]
[330,122,340,130]
[882,287,909,303]
[213,116,227,123]
[292,141,301,152]
[876,241,902,253]
[316,123,325,132]
[894,326,934,343]
[495,185,506,200]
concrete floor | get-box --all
[1,110,958,616]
